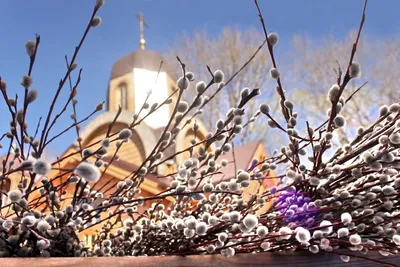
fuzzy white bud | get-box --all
[8,189,22,202]
[295,227,311,243]
[334,115,345,128]
[309,177,320,186]
[237,171,250,183]
[25,40,36,57]
[269,68,280,79]
[195,222,208,236]
[185,71,194,81]
[379,105,389,116]
[257,226,269,238]
[118,128,132,140]
[196,81,206,94]
[328,84,340,102]
[207,244,216,254]
[33,159,52,176]
[20,75,33,88]
[337,228,349,238]
[37,240,50,251]
[259,103,270,115]
[184,228,195,238]
[37,220,50,232]
[138,167,147,176]
[203,183,214,193]
[213,70,224,83]
[341,212,352,225]
[222,247,235,257]
[392,234,400,245]
[230,211,241,223]
[242,214,258,230]
[27,89,38,104]
[309,245,319,254]
[349,234,361,245]
[177,76,189,90]
[2,220,13,231]
[101,138,110,148]
[389,103,400,113]
[279,226,293,240]
[349,61,361,78]
[218,232,228,242]
[319,220,333,234]
[95,0,104,9]
[91,16,102,28]
[341,255,350,263]
[74,162,101,183]
[284,100,293,110]
[268,32,279,46]
[389,133,400,145]
[177,101,189,113]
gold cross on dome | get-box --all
[135,13,149,50]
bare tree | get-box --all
[168,27,399,149]
[166,27,283,146]
[287,31,400,143]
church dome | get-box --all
[110,50,177,81]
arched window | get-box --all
[116,83,128,110]
[1,177,11,207]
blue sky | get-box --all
[0,0,399,156]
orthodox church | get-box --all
[58,14,275,201]
[1,14,276,245]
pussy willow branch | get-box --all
[254,0,290,122]
[50,80,179,169]
[199,39,267,119]
[121,57,187,184]
[38,5,100,155]
[83,190,241,218]
[253,81,369,176]
[314,0,368,173]
[49,29,266,174]
[43,69,83,147]
[65,55,84,154]
[20,35,41,159]
[87,60,185,212]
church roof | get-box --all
[220,141,263,173]
[98,141,265,189]
[0,154,22,173]
[110,50,177,80]
[1,140,270,195]
[198,141,264,186]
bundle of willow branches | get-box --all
[0,0,399,265]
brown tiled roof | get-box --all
[221,141,261,172]
[189,141,263,188]
[57,139,264,191]
[209,141,262,183]
[0,153,23,173]
[110,50,177,80]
